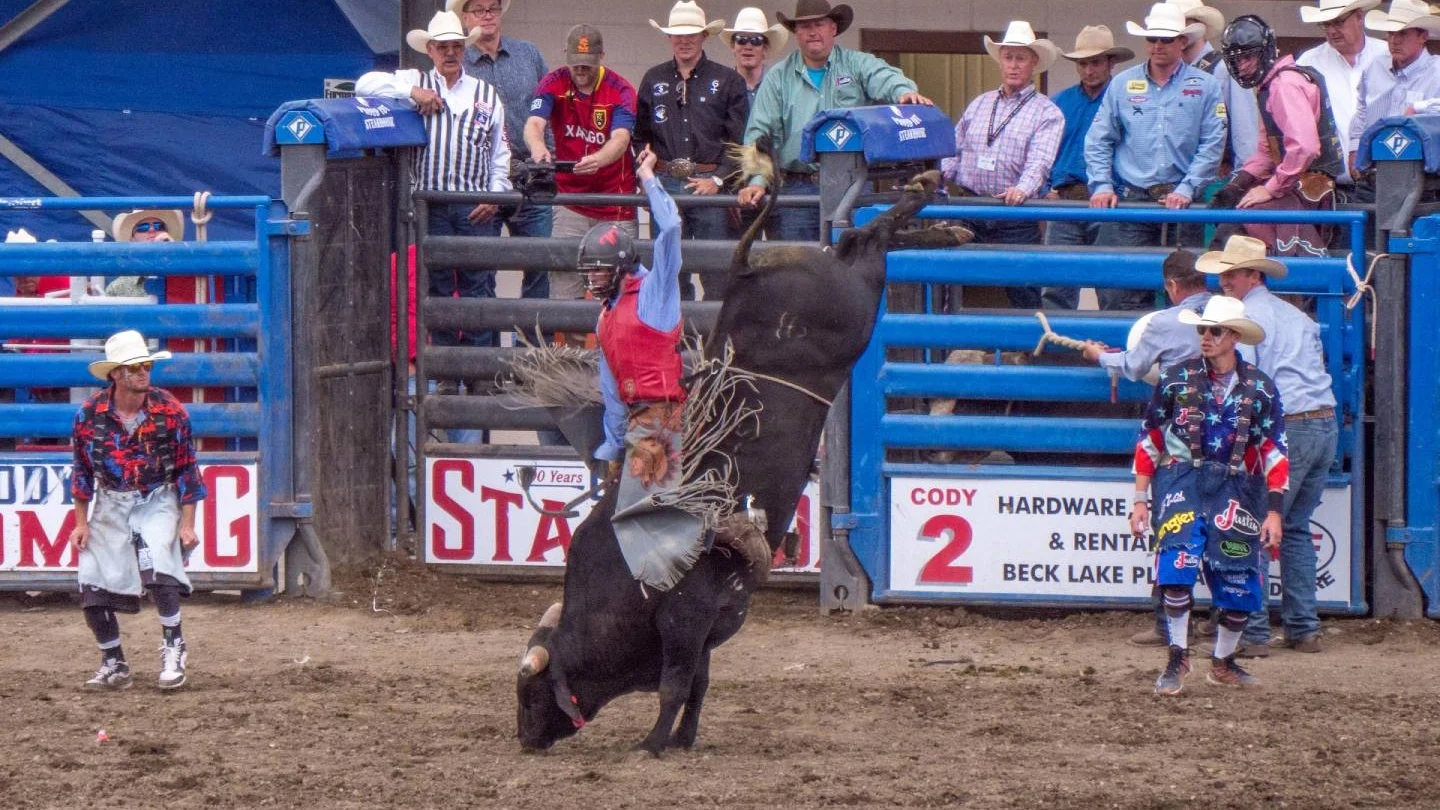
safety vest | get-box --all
[597,275,686,404]
[1258,65,1345,181]
[1173,356,1263,474]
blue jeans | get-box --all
[1041,219,1101,310]
[660,175,736,301]
[497,201,553,302]
[770,179,820,242]
[427,203,502,347]
[1093,186,1170,311]
[1243,415,1338,644]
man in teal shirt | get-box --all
[736,0,930,239]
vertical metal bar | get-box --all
[413,191,430,557]
[393,150,413,549]
[258,201,297,584]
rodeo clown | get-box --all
[69,330,204,691]
[1128,296,1289,695]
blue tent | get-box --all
[0,0,398,241]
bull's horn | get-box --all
[519,645,550,676]
[538,602,562,628]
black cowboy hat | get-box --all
[776,0,853,35]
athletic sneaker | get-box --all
[1153,645,1191,696]
[1207,655,1259,687]
[85,659,134,691]
[158,640,188,690]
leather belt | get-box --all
[655,158,719,178]
[783,170,818,184]
[1290,407,1336,421]
[1053,182,1090,201]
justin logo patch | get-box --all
[593,107,609,130]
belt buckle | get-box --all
[667,158,695,179]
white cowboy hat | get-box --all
[1300,0,1383,24]
[405,11,475,54]
[650,1,724,35]
[111,209,184,243]
[1127,3,1204,40]
[1167,0,1225,42]
[1177,296,1266,345]
[1196,234,1289,280]
[984,21,1060,74]
[5,228,38,243]
[724,6,789,50]
[1063,25,1136,61]
[445,0,512,18]
[1365,0,1440,32]
[88,330,173,381]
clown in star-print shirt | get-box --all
[1133,351,1290,493]
[70,385,206,505]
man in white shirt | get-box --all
[356,11,512,352]
[1296,0,1388,192]
[1347,0,1440,182]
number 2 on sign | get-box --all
[916,514,974,584]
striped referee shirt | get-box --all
[355,68,513,193]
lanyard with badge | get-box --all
[978,90,1032,171]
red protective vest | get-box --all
[597,276,686,404]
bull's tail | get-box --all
[726,136,778,271]
[835,170,942,262]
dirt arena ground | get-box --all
[4,559,1439,810]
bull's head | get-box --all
[515,602,583,751]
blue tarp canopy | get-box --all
[0,0,398,241]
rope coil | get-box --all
[1346,252,1385,360]
[191,191,213,243]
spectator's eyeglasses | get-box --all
[1195,326,1229,338]
[133,221,168,234]
[464,5,502,16]
[1146,36,1178,45]
[1319,11,1356,29]
[121,362,154,374]
[733,34,767,47]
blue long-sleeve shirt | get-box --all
[1236,284,1337,416]
[1049,82,1107,189]
[595,175,682,461]
[1085,60,1227,200]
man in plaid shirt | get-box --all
[940,21,1063,309]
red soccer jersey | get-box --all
[532,66,638,220]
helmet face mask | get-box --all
[1221,15,1277,89]
[577,223,636,299]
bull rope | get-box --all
[1346,252,1384,360]
[1032,311,1088,357]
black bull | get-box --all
[516,162,967,755]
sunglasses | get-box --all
[1195,326,1230,338]
[133,221,168,234]
[732,34,768,47]
[1146,36,1178,45]
[120,361,155,374]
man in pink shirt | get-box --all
[1210,15,1344,256]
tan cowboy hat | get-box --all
[1196,234,1289,280]
[1127,3,1204,40]
[984,21,1060,74]
[776,0,853,35]
[1167,0,1225,42]
[1177,297,1266,345]
[112,209,184,243]
[651,1,724,35]
[88,330,173,381]
[405,11,475,54]
[724,6,789,49]
[1365,0,1440,32]
[445,0,512,18]
[1300,0,1383,24]
[1063,25,1136,61]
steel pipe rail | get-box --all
[0,242,260,276]
[0,304,260,338]
[0,352,259,387]
[425,394,554,430]
[880,414,1138,453]
[880,364,1155,402]
[7,403,261,438]
[413,190,818,208]
[0,195,272,210]
[424,297,722,334]
[422,235,816,273]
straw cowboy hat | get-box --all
[724,6,789,49]
[1127,3,1206,41]
[776,0,853,35]
[88,330,173,381]
[1177,296,1266,345]
[1063,25,1135,61]
[1167,0,1225,42]
[1300,0,1383,24]
[984,21,1060,73]
[1196,234,1289,280]
[111,209,184,243]
[651,1,724,35]
[445,0,511,17]
[405,11,475,54]
[1365,0,1440,32]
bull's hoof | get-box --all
[632,739,667,758]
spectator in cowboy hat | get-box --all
[938,20,1062,310]
[1295,0,1387,195]
[1348,0,1440,177]
[726,6,788,102]
[1041,25,1134,310]
[633,1,749,300]
[112,209,183,243]
[737,0,930,240]
[1084,2,1226,310]
[1168,0,1224,70]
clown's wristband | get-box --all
[1267,490,1284,514]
